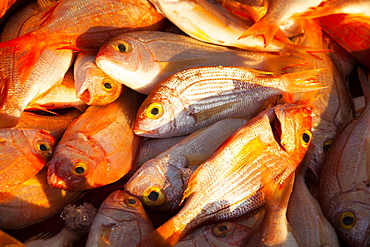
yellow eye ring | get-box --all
[323,139,334,154]
[144,102,164,119]
[102,78,114,91]
[124,196,140,207]
[338,211,356,231]
[115,42,131,53]
[142,186,165,206]
[212,222,234,238]
[36,141,53,157]
[301,130,312,147]
[72,162,88,177]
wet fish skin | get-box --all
[137,103,313,246]
[0,169,82,229]
[86,190,154,247]
[318,67,370,247]
[96,30,309,95]
[126,117,249,213]
[0,128,55,192]
[134,65,323,138]
[74,53,125,105]
[47,89,143,191]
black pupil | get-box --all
[39,144,47,151]
[104,82,112,89]
[127,198,136,205]
[218,225,228,232]
[118,43,127,52]
[323,143,332,153]
[148,191,159,201]
[302,133,310,143]
[343,216,354,226]
[75,166,85,174]
[151,107,159,115]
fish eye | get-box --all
[115,42,131,53]
[36,141,53,157]
[142,186,165,206]
[124,196,140,207]
[337,211,356,231]
[144,102,164,119]
[212,222,234,238]
[72,162,88,176]
[301,130,312,147]
[323,139,334,154]
[102,79,113,91]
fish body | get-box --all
[302,0,370,18]
[86,190,154,247]
[318,68,370,247]
[137,103,313,246]
[16,109,83,140]
[0,169,82,229]
[242,173,300,247]
[47,89,143,191]
[148,0,324,59]
[25,70,87,112]
[96,30,309,94]
[126,117,249,212]
[74,53,124,105]
[0,128,55,192]
[0,230,26,247]
[0,0,164,83]
[134,65,322,138]
[0,2,73,128]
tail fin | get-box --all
[239,18,281,47]
[137,218,182,247]
[0,31,46,82]
[282,42,331,60]
[277,68,327,93]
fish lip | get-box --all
[47,172,69,190]
[133,128,157,136]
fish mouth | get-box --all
[133,128,157,137]
[47,172,69,190]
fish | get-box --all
[0,128,55,192]
[300,0,370,18]
[47,89,144,191]
[96,30,309,95]
[137,103,313,246]
[0,0,165,83]
[15,109,83,140]
[0,0,18,19]
[0,169,83,229]
[134,65,323,138]
[86,190,154,247]
[25,70,87,112]
[242,172,301,247]
[74,53,125,105]
[147,0,326,59]
[0,230,26,247]
[318,67,370,247]
[175,221,251,247]
[0,1,73,128]
[216,0,267,23]
[239,0,322,46]
[134,136,188,170]
[125,117,249,213]
[286,149,340,247]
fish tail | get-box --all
[279,68,327,92]
[0,31,46,82]
[283,42,331,60]
[137,218,183,247]
[239,18,280,47]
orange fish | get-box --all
[137,103,312,246]
[0,0,165,83]
[0,0,17,19]
[47,89,144,191]
[0,128,55,192]
[0,230,26,247]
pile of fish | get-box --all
[0,0,369,246]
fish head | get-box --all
[273,103,313,163]
[79,66,123,106]
[125,155,187,212]
[47,139,110,191]
[23,129,56,162]
[134,90,191,138]
[96,33,160,94]
[323,189,370,247]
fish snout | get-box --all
[47,172,68,190]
